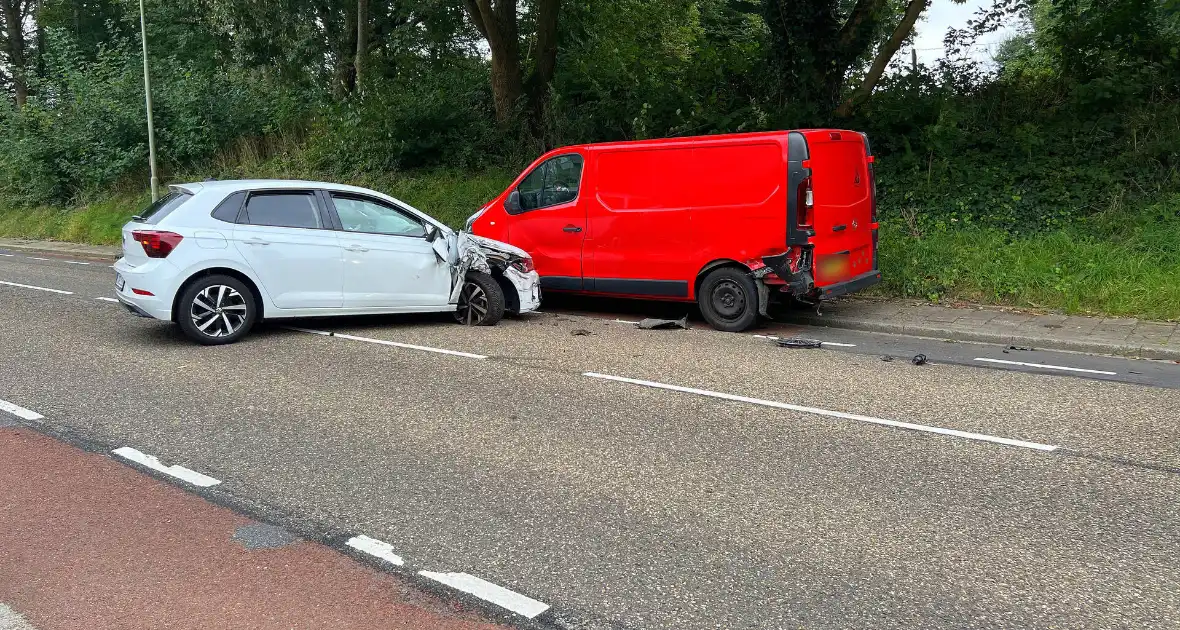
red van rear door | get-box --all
[804,131,877,289]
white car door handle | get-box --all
[243,237,270,246]
[345,245,369,253]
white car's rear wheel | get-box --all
[177,275,257,344]
[454,272,505,326]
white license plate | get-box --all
[115,273,125,292]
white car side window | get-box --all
[333,196,426,238]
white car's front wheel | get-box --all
[454,272,505,326]
[177,275,258,345]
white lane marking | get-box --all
[0,399,43,421]
[346,535,406,566]
[974,357,1116,376]
[95,297,119,303]
[418,571,550,619]
[285,327,487,360]
[752,334,856,347]
[112,447,222,487]
[583,372,1059,451]
[0,253,13,257]
[0,280,73,295]
[65,260,91,265]
[0,603,40,630]
[29,257,50,261]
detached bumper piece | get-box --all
[819,269,881,299]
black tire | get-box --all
[454,271,505,326]
[176,274,257,345]
[697,266,759,332]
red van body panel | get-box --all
[469,130,880,310]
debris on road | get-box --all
[912,354,928,365]
[637,316,688,330]
[881,355,894,362]
[775,337,823,349]
[571,329,593,336]
[1009,345,1035,351]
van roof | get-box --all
[562,129,863,154]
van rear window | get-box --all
[135,191,193,224]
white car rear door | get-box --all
[326,193,451,308]
[232,191,343,309]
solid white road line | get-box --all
[65,260,91,265]
[95,297,119,303]
[418,571,550,619]
[0,603,40,630]
[752,334,856,347]
[346,535,405,566]
[974,357,1117,376]
[112,447,222,487]
[583,372,1059,452]
[285,327,487,360]
[0,280,72,295]
[0,399,43,421]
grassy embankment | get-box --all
[2,166,1177,321]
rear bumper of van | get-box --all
[818,269,882,299]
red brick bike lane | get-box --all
[0,427,509,630]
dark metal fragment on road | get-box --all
[637,316,688,330]
[775,337,823,349]
[912,354,928,365]
[232,523,299,550]
[571,329,593,336]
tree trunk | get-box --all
[354,0,368,93]
[522,0,560,138]
[1,0,28,107]
[835,0,928,116]
[463,0,523,124]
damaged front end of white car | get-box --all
[428,226,541,325]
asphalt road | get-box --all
[2,252,1179,629]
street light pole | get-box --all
[138,0,159,201]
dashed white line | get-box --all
[583,372,1059,451]
[112,447,222,487]
[0,398,43,421]
[974,357,1117,376]
[0,280,72,295]
[752,334,856,347]
[95,297,120,303]
[29,257,50,261]
[0,253,13,257]
[418,571,550,618]
[65,260,91,265]
[285,327,487,359]
[346,535,406,566]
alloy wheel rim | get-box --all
[455,282,489,325]
[190,285,248,337]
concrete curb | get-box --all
[788,313,1180,361]
[0,238,120,261]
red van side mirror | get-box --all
[505,190,523,215]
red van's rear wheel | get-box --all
[698,267,759,332]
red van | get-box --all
[467,130,881,331]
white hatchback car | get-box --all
[113,180,541,344]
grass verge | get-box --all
[2,173,1177,321]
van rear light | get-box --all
[132,230,183,258]
[797,177,814,227]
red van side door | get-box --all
[506,154,587,290]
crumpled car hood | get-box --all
[438,230,533,304]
